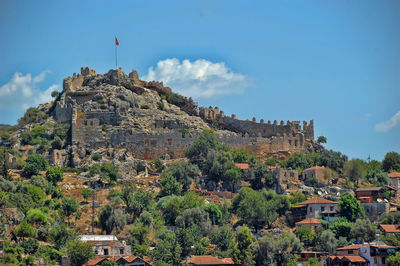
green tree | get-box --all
[49,222,76,249]
[351,218,376,242]
[305,257,320,266]
[329,217,353,240]
[160,175,182,196]
[343,159,365,185]
[175,207,211,234]
[18,107,48,127]
[46,166,63,184]
[388,252,400,266]
[319,149,348,173]
[380,212,400,224]
[318,230,337,254]
[339,194,365,222]
[51,136,63,149]
[236,226,254,264]
[20,238,39,254]
[14,220,36,240]
[365,169,389,186]
[382,152,400,172]
[288,192,307,206]
[62,197,79,224]
[152,230,182,265]
[65,240,95,266]
[81,188,93,202]
[184,129,223,169]
[23,153,48,177]
[210,227,233,251]
[203,204,222,225]
[296,227,314,247]
[317,136,327,144]
[232,148,250,163]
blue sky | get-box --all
[0,0,399,160]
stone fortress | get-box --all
[52,67,320,164]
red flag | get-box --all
[115,37,119,46]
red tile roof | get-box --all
[337,244,362,251]
[294,197,337,207]
[370,244,397,249]
[296,218,321,225]
[389,172,400,178]
[234,163,250,170]
[86,257,108,266]
[356,187,384,192]
[328,255,367,263]
[380,224,400,233]
[344,256,368,263]
[303,166,325,171]
[182,255,235,265]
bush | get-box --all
[140,104,150,109]
[166,93,184,106]
[46,166,63,184]
[51,136,63,149]
[157,101,165,110]
[23,154,48,177]
[18,107,48,127]
[92,153,102,161]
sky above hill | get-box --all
[0,0,399,160]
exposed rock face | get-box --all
[50,67,318,171]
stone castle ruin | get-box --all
[52,67,319,164]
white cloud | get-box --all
[0,71,59,110]
[142,58,253,98]
[375,110,400,132]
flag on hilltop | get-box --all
[115,37,119,46]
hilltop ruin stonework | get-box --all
[52,67,320,165]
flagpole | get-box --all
[115,42,117,69]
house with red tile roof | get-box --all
[326,242,397,266]
[379,224,400,235]
[181,255,236,265]
[86,256,152,266]
[302,166,325,182]
[291,197,338,222]
[295,218,321,230]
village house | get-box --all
[356,187,386,203]
[78,235,131,257]
[291,197,338,222]
[389,173,400,201]
[302,166,325,180]
[86,256,151,266]
[379,224,400,235]
[295,218,322,231]
[296,251,328,265]
[325,242,397,266]
[181,255,236,265]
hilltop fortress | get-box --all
[51,67,319,164]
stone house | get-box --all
[302,166,325,180]
[326,242,397,266]
[389,173,400,201]
[78,235,131,257]
[291,197,338,222]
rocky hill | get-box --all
[3,67,323,178]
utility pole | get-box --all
[91,189,96,234]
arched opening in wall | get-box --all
[288,140,292,146]
[84,120,87,126]
[90,121,93,126]
[295,140,298,147]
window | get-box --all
[330,206,334,211]
[309,207,313,213]
[382,257,386,264]
[348,250,353,255]
[321,207,325,212]
[104,249,109,255]
[120,248,124,254]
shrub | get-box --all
[46,166,63,184]
[166,93,184,106]
[140,104,150,109]
[23,154,48,177]
[92,153,102,161]
[157,101,165,110]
